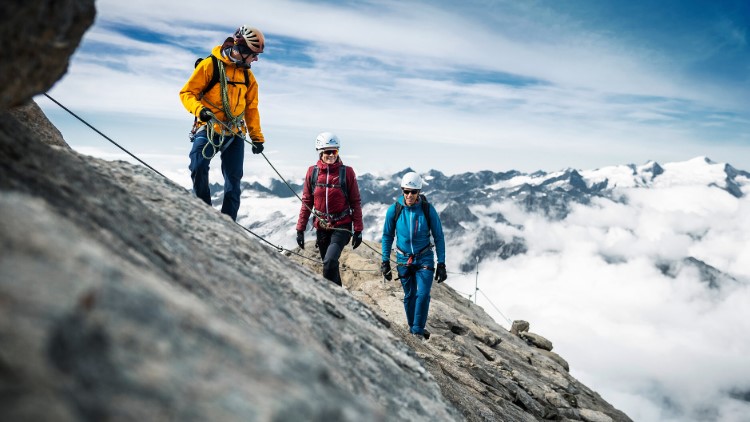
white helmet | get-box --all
[315,132,341,150]
[234,25,265,53]
[401,172,423,190]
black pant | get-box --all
[316,225,352,286]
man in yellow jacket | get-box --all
[179,25,266,221]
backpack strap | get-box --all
[391,194,432,234]
[197,55,221,99]
[393,202,404,227]
[198,55,250,99]
[309,165,349,202]
[309,165,319,196]
[339,165,349,204]
[419,194,432,234]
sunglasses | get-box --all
[235,44,259,58]
[321,149,338,156]
[402,189,420,195]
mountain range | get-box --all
[222,156,748,282]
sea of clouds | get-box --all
[450,175,750,422]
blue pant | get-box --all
[397,254,435,335]
[189,131,244,221]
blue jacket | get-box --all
[382,196,445,264]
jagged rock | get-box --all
[8,100,69,148]
[580,408,615,422]
[519,332,554,351]
[439,201,478,233]
[511,320,530,335]
[539,349,570,372]
[0,0,95,109]
[460,228,527,272]
[724,164,749,198]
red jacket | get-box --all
[296,158,363,232]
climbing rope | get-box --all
[199,60,246,160]
[477,289,513,326]
[42,93,462,280]
[42,94,168,180]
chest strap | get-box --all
[397,244,433,259]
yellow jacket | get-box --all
[179,45,265,143]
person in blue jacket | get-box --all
[381,171,447,339]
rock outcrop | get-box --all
[0,109,461,421]
[0,1,631,421]
[0,0,95,109]
[291,246,628,421]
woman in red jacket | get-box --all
[296,132,364,286]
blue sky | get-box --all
[38,0,750,187]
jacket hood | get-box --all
[211,45,235,66]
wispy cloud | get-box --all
[40,0,750,178]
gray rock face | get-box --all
[8,100,69,148]
[0,108,459,421]
[0,0,95,109]
[0,2,630,420]
[519,332,554,352]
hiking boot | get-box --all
[411,333,425,342]
[410,330,430,340]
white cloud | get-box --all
[36,0,750,179]
[448,180,750,422]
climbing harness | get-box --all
[201,59,247,160]
[188,55,250,160]
[397,244,433,259]
[309,164,352,230]
[394,243,435,281]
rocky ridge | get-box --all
[292,244,630,421]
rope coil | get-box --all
[200,60,246,160]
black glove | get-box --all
[351,231,362,249]
[296,230,304,249]
[251,141,264,154]
[435,263,447,283]
[380,261,392,281]
[199,108,213,122]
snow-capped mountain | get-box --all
[215,156,750,422]
[220,155,748,280]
